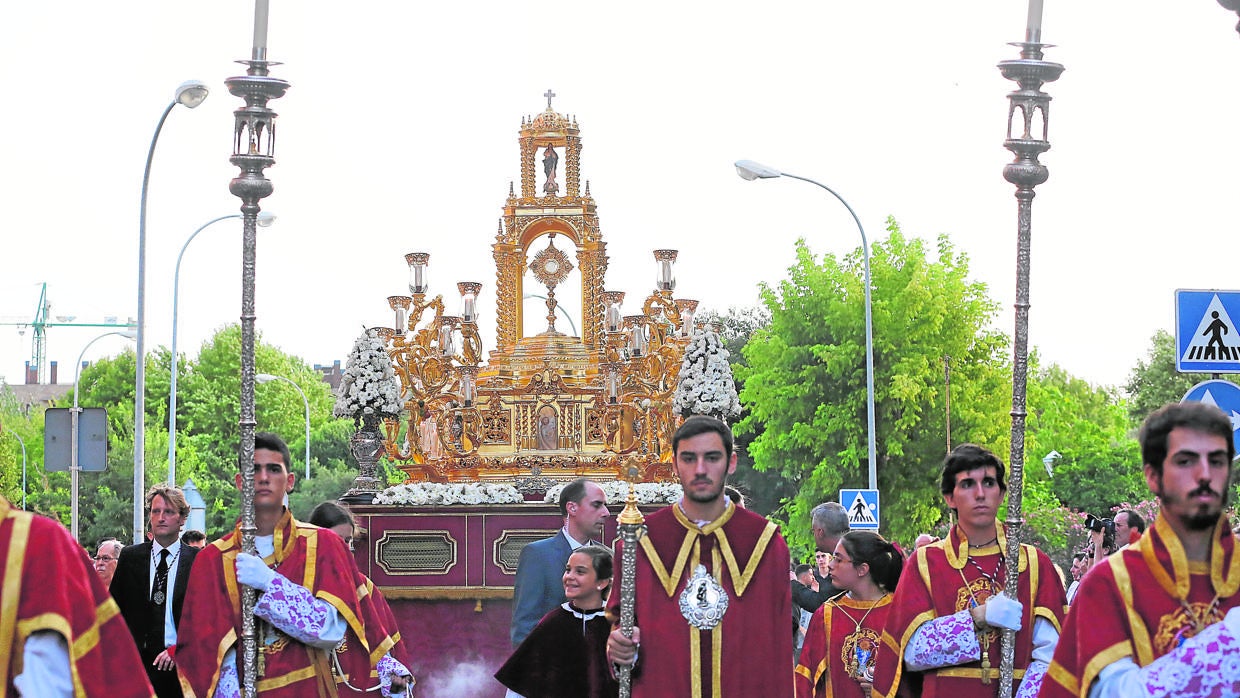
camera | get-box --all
[1084,513,1115,535]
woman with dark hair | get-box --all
[308,501,415,697]
[495,544,619,698]
[795,531,905,698]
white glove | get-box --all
[235,553,277,591]
[983,594,1023,631]
[1225,606,1240,635]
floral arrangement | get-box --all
[543,480,682,506]
[374,482,524,506]
[333,329,403,426]
[673,326,741,422]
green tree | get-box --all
[738,220,1011,550]
[1125,329,1212,424]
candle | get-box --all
[1025,0,1043,43]
[253,0,270,51]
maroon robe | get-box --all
[795,593,895,698]
[495,603,618,698]
[176,510,399,697]
[1041,516,1240,697]
[0,495,155,697]
[872,524,1066,698]
[606,502,793,698]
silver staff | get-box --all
[996,2,1062,695]
[616,462,645,698]
[227,1,288,693]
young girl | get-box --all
[795,531,904,698]
[495,544,619,698]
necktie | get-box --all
[146,549,170,651]
[152,549,169,605]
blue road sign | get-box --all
[840,489,880,530]
[1180,379,1240,454]
[1176,290,1240,373]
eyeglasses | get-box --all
[93,555,118,563]
[830,553,854,565]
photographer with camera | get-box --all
[1042,402,1240,697]
[1084,513,1118,572]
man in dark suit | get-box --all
[791,501,848,613]
[111,485,199,697]
[510,478,610,646]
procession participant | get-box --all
[176,432,401,698]
[1041,401,1240,697]
[308,500,414,697]
[511,478,610,646]
[871,443,1066,698]
[2,494,155,697]
[795,531,904,698]
[496,544,619,698]
[606,415,793,697]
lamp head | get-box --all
[734,160,782,181]
[174,80,210,109]
[256,373,277,384]
[257,212,277,227]
[119,330,138,341]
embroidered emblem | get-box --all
[679,564,728,630]
[152,590,166,605]
[841,627,881,681]
[1154,603,1223,654]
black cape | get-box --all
[495,603,619,698]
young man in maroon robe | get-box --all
[1042,401,1240,697]
[176,432,404,698]
[1,494,155,697]
[871,444,1066,698]
[606,415,793,697]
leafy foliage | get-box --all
[738,220,1009,549]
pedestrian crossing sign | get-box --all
[839,489,880,530]
[1176,290,1240,373]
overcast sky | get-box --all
[2,2,1239,396]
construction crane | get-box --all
[0,282,135,384]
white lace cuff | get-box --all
[1016,660,1047,697]
[1090,619,1240,697]
[905,610,981,671]
[253,574,347,649]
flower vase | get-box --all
[342,415,384,505]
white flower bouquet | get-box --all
[543,480,682,506]
[673,327,741,422]
[334,329,404,427]
[373,482,524,506]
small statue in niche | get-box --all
[542,145,559,195]
[535,405,558,450]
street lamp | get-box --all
[136,79,209,543]
[255,373,311,480]
[0,421,26,510]
[167,212,276,484]
[734,160,878,492]
[74,330,136,541]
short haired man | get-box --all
[510,477,610,646]
[913,533,938,551]
[1042,402,1240,697]
[111,485,199,697]
[607,415,793,697]
[180,529,207,549]
[1,494,155,696]
[176,432,403,697]
[872,443,1066,697]
[792,501,848,613]
[94,537,123,588]
[1112,509,1145,550]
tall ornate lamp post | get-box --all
[167,211,276,484]
[733,160,878,491]
[74,330,136,540]
[256,373,311,480]
[997,2,1063,695]
[135,79,209,543]
[227,0,288,691]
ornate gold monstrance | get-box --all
[372,96,704,489]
